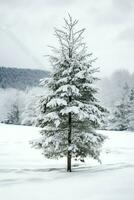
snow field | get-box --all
[0,124,134,200]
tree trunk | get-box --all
[67,96,72,172]
[67,46,72,172]
[67,148,71,172]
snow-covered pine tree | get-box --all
[5,102,20,125]
[21,96,37,126]
[32,15,106,172]
[109,83,130,131]
[128,88,134,130]
[21,89,40,126]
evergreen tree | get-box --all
[100,110,110,130]
[5,102,20,125]
[128,88,134,130]
[109,83,130,131]
[21,93,38,126]
[21,98,37,126]
[32,15,106,172]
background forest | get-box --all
[0,67,134,131]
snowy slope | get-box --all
[0,124,134,200]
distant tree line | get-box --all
[0,67,49,90]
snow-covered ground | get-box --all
[0,124,134,200]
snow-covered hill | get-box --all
[0,124,134,200]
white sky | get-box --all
[0,0,134,76]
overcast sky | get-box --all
[0,0,134,76]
